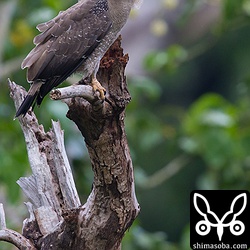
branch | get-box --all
[50,84,104,114]
[0,229,36,250]
[0,203,36,249]
[9,78,80,211]
[50,85,94,102]
[139,155,190,189]
[0,204,6,230]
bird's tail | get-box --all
[15,81,43,118]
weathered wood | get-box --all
[1,37,139,249]
[65,37,140,249]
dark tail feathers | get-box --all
[15,81,43,118]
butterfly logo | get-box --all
[193,193,247,241]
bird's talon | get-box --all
[92,78,106,100]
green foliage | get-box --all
[180,93,250,190]
[125,0,250,247]
[126,76,164,151]
[122,223,178,250]
[222,0,245,22]
[144,45,188,74]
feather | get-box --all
[15,81,43,117]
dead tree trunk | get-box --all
[0,37,140,250]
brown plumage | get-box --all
[16,0,137,117]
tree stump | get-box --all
[0,36,140,250]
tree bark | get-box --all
[0,37,140,250]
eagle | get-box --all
[15,0,141,117]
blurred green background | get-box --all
[1,0,250,249]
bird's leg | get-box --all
[91,75,106,100]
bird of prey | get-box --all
[15,0,141,117]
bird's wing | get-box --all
[22,0,112,87]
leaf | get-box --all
[129,76,161,101]
[143,45,187,73]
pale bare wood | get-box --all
[0,204,6,230]
[50,85,94,102]
[0,229,36,250]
